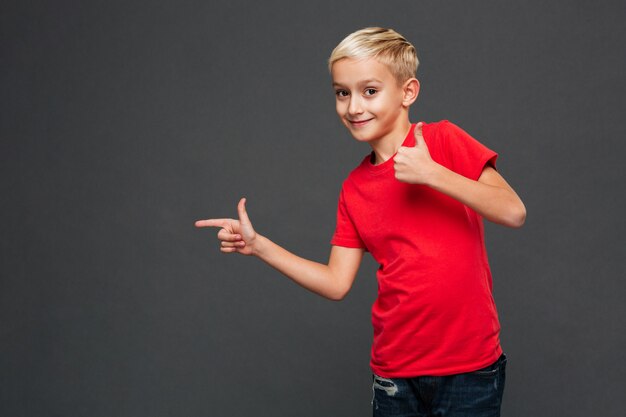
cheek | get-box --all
[371,97,398,117]
[335,101,346,116]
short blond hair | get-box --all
[328,27,419,83]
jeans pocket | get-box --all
[372,374,399,396]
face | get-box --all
[331,57,417,144]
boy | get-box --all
[196,27,526,417]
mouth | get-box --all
[347,118,373,128]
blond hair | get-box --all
[328,27,419,83]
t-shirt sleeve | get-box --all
[330,186,366,249]
[440,121,498,180]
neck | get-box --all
[369,120,412,165]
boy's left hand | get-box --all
[394,122,437,185]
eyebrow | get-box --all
[332,78,384,88]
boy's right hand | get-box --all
[195,198,257,255]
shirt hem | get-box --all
[370,346,503,378]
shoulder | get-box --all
[418,120,458,162]
[423,120,464,139]
[422,120,487,150]
[423,120,498,179]
[423,119,454,130]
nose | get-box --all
[348,96,363,116]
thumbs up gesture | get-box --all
[195,198,257,255]
[393,122,436,185]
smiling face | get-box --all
[331,57,418,145]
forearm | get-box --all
[252,234,352,300]
[427,165,526,228]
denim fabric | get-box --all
[372,354,507,417]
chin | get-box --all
[344,124,376,142]
[350,132,377,143]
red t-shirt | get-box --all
[331,121,502,378]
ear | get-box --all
[401,78,420,107]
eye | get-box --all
[364,88,377,96]
[335,90,349,98]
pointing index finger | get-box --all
[194,218,232,228]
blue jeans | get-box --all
[372,354,507,417]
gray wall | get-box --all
[2,0,624,416]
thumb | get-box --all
[413,122,425,147]
[237,197,252,225]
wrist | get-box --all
[423,161,445,187]
[250,233,266,258]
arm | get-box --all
[394,124,526,228]
[427,164,526,228]
[195,198,364,300]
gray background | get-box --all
[2,0,625,416]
